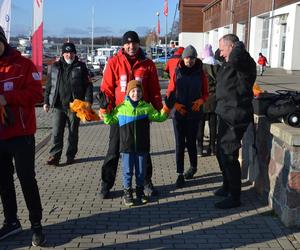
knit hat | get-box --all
[126,80,143,95]
[122,31,140,45]
[0,26,7,44]
[62,42,77,54]
[182,45,197,59]
[202,44,214,59]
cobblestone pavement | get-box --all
[1,73,300,249]
[1,118,300,250]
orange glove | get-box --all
[191,99,204,112]
[174,103,187,116]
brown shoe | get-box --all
[46,156,59,166]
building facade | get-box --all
[179,0,300,71]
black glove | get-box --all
[164,91,176,109]
[96,91,110,109]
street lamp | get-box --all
[156,11,160,59]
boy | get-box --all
[101,80,173,206]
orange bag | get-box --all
[69,99,100,122]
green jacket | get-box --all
[104,98,168,153]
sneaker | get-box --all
[46,156,59,166]
[175,174,185,188]
[184,167,197,180]
[123,188,134,207]
[136,186,148,204]
[214,186,229,197]
[0,220,22,241]
[66,157,75,165]
[31,224,46,247]
[214,196,241,209]
[144,181,158,197]
[99,183,110,199]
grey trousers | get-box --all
[49,108,80,160]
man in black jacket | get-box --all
[214,34,256,209]
[43,42,93,166]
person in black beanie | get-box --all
[0,26,46,246]
[98,30,163,198]
[43,42,93,166]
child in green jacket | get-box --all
[102,80,173,206]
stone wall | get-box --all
[243,115,300,227]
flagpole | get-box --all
[165,15,167,63]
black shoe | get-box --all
[66,157,75,165]
[136,186,148,204]
[46,156,59,166]
[31,223,46,247]
[184,167,197,180]
[214,187,229,197]
[175,174,185,188]
[123,188,134,207]
[144,181,158,197]
[99,183,110,199]
[197,146,203,156]
[210,145,216,156]
[215,196,241,209]
[0,220,22,241]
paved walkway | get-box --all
[1,117,300,249]
[1,69,300,249]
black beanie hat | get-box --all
[122,31,140,45]
[182,45,198,59]
[62,42,76,54]
[0,26,7,44]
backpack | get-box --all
[266,90,300,127]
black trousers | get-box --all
[101,123,153,190]
[0,135,43,224]
[197,112,217,148]
[216,117,248,199]
[49,108,80,160]
[172,118,200,174]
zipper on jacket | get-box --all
[19,107,26,129]
[133,108,137,152]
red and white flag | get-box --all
[0,0,11,43]
[163,0,168,16]
[157,16,160,35]
[32,0,43,78]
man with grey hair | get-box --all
[214,34,256,209]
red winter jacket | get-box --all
[257,55,267,66]
[0,47,43,139]
[100,48,163,110]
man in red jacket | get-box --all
[0,27,45,246]
[99,30,163,199]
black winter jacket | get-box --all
[215,42,256,127]
[44,57,93,109]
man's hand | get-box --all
[191,99,204,112]
[96,91,110,109]
[0,95,7,106]
[43,104,50,112]
[174,103,187,116]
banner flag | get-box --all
[32,0,43,78]
[0,0,11,43]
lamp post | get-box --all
[156,11,160,59]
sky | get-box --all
[10,0,179,38]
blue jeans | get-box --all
[121,153,147,188]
